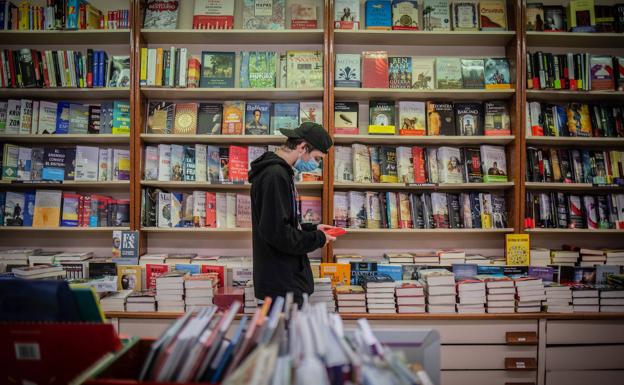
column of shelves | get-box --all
[521,15,624,248]
[0,0,133,249]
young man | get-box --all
[248,122,337,307]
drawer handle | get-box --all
[505,357,537,371]
[506,332,538,345]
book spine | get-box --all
[140,47,147,86]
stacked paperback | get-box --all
[335,285,366,313]
[184,273,218,311]
[99,290,132,312]
[395,280,425,314]
[482,275,515,313]
[155,271,186,312]
[12,264,65,280]
[419,269,456,314]
[600,279,624,312]
[515,277,545,313]
[572,285,600,312]
[456,279,486,314]
[530,248,551,267]
[309,277,335,312]
[544,284,573,313]
[363,275,396,314]
[126,292,156,312]
[243,280,257,314]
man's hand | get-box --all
[317,224,338,232]
[323,233,336,246]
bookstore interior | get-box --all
[2,0,624,384]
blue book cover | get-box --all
[66,0,81,29]
[554,105,568,136]
[580,150,593,183]
[503,266,528,277]
[528,266,554,282]
[377,264,402,281]
[210,316,248,382]
[55,102,70,134]
[244,101,271,135]
[175,263,200,274]
[452,264,478,279]
[350,262,378,285]
[114,257,140,265]
[477,265,504,275]
[365,0,392,29]
[42,148,66,181]
[596,265,620,284]
[94,51,100,88]
[0,1,6,30]
[22,191,36,227]
[0,191,5,226]
[271,102,299,135]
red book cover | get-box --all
[412,146,427,183]
[362,51,389,88]
[32,50,41,85]
[7,49,16,87]
[205,192,217,228]
[146,263,169,293]
[201,265,225,288]
[0,54,5,87]
[82,195,92,227]
[213,287,244,312]
[228,145,248,183]
[41,51,50,87]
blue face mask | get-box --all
[294,156,320,172]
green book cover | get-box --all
[200,51,236,88]
[242,51,277,88]
[112,101,130,135]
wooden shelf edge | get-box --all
[0,226,129,232]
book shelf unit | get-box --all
[0,0,133,253]
[325,0,523,259]
[520,2,624,251]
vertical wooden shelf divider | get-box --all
[519,0,528,235]
[508,0,523,233]
[324,0,336,263]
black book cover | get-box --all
[558,149,574,183]
[596,195,611,228]
[143,188,159,227]
[491,193,507,228]
[447,193,462,228]
[379,146,398,182]
[454,102,484,136]
[88,261,118,278]
[542,150,554,182]
[411,193,424,229]
[554,192,568,228]
[183,145,196,182]
[64,148,76,181]
[18,49,36,88]
[379,193,388,229]
[197,103,223,134]
[603,105,616,137]
[615,4,624,33]
[470,192,482,228]
[421,193,434,229]
[463,147,483,183]
[88,105,101,134]
[427,102,455,136]
[42,147,66,180]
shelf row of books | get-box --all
[146,100,322,136]
[525,192,624,230]
[527,102,624,138]
[143,0,320,30]
[140,49,323,89]
[1,49,130,89]
[0,99,130,135]
[531,247,624,267]
[526,1,624,33]
[1,190,129,228]
[526,147,624,185]
[336,52,511,90]
[1,0,129,30]
[333,190,508,229]
[335,100,510,136]
[335,144,508,184]
[2,144,130,182]
[334,0,508,31]
[526,52,624,91]
[143,144,321,183]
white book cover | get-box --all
[226,192,236,228]
[158,144,171,181]
[334,146,353,182]
[437,146,464,183]
[169,144,184,182]
[170,193,182,227]
[216,192,227,228]
[396,146,414,183]
[398,101,426,133]
[427,147,439,183]
[17,147,32,181]
[0,101,7,133]
[37,100,57,134]
[193,191,206,227]
[31,101,39,134]
[411,57,435,89]
[157,192,172,227]
[6,99,21,134]
[334,0,360,29]
[147,48,157,86]
[423,0,451,30]
[19,99,33,135]
[299,101,323,125]
[335,53,361,87]
[352,143,371,183]
[144,146,159,181]
[195,144,207,182]
[98,148,109,181]
[75,146,99,181]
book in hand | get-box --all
[323,227,347,237]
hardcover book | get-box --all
[335,54,362,87]
[452,1,478,31]
[365,0,392,30]
[455,102,484,136]
[392,0,419,30]
[200,52,236,88]
[221,101,245,135]
[398,101,426,135]
[286,50,323,88]
[480,145,508,182]
[197,103,223,135]
[389,56,412,89]
[479,0,507,30]
[173,103,198,135]
[369,101,396,134]
[427,102,455,135]
[423,0,451,30]
[334,0,360,29]
[243,0,286,30]
[484,58,511,89]
[245,102,271,135]
[143,0,179,29]
[362,51,389,88]
[460,59,485,89]
[435,57,463,89]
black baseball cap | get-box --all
[280,122,333,154]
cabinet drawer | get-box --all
[547,320,624,344]
[546,345,624,370]
[441,370,536,385]
[441,345,537,370]
[357,320,538,344]
[546,370,624,385]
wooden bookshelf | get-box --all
[0,227,130,232]
[140,181,322,191]
[0,134,130,144]
[339,228,514,234]
[333,88,516,101]
[333,134,515,145]
[140,134,286,144]
[140,29,324,45]
[333,182,515,190]
[0,180,130,189]
[526,89,624,102]
[0,88,131,99]
[140,87,324,100]
[333,30,516,46]
[141,227,251,233]
[525,228,624,234]
[525,182,624,191]
[526,31,624,48]
[525,136,624,147]
[0,29,131,44]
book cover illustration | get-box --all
[200,51,236,88]
[335,54,362,87]
[143,0,179,29]
[398,101,426,135]
[479,0,507,30]
[461,59,485,89]
[435,57,462,89]
[173,103,198,135]
[286,50,323,89]
[222,101,245,135]
[366,0,392,30]
[334,0,360,29]
[369,101,396,134]
[243,0,286,30]
[241,51,277,88]
[484,58,511,89]
[423,0,451,30]
[291,0,318,29]
[245,102,271,135]
[452,1,478,30]
[389,57,412,89]
[392,0,419,30]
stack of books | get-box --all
[309,277,335,312]
[28,252,59,266]
[156,271,187,312]
[385,253,414,265]
[600,283,624,313]
[530,248,551,267]
[395,281,425,314]
[419,269,456,314]
[465,255,491,266]
[363,276,396,314]
[544,283,573,313]
[413,252,440,266]
[184,273,217,311]
[243,280,257,314]
[100,290,132,312]
[550,250,579,266]
[12,264,66,280]
[126,292,156,312]
[0,249,37,270]
[56,252,94,280]
[335,285,366,314]
[606,251,624,266]
[139,253,167,267]
[515,277,545,313]
[579,249,607,267]
[482,275,516,313]
[456,279,486,314]
[572,285,600,312]
[437,250,465,266]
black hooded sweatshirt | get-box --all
[248,151,326,303]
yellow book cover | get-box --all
[18,1,29,30]
[140,48,148,85]
[173,103,198,134]
[567,0,595,29]
[506,234,530,266]
[32,190,62,227]
[319,263,351,287]
[368,125,396,134]
[221,101,244,135]
[117,265,142,292]
[155,48,164,87]
[479,0,507,30]
[566,103,592,137]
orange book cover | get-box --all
[205,192,217,228]
[221,101,244,135]
[319,263,351,287]
[155,47,164,87]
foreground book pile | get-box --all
[137,299,433,384]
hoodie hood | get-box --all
[248,151,294,183]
